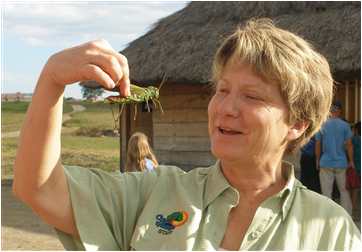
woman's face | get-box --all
[208,62,293,162]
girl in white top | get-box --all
[125,132,158,172]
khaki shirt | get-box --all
[56,161,361,250]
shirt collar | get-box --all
[274,160,306,220]
[204,160,236,208]
[204,160,303,220]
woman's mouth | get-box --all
[218,127,242,135]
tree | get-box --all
[80,85,104,101]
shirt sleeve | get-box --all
[331,213,361,250]
[145,158,154,172]
[55,165,157,251]
[344,123,353,141]
[315,131,322,141]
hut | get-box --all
[82,2,361,171]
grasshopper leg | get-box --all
[152,99,158,110]
[146,99,151,112]
[133,103,138,120]
[110,104,118,131]
[155,99,164,114]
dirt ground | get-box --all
[1,181,63,250]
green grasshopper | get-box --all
[105,76,165,130]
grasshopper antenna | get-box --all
[158,73,167,90]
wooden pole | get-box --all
[355,80,359,122]
[119,103,123,173]
[119,104,131,172]
[345,81,349,121]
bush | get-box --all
[75,127,103,137]
[1,101,30,113]
[75,127,119,137]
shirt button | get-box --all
[249,231,259,240]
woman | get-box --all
[126,132,158,172]
[13,19,360,250]
[346,121,361,215]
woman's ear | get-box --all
[287,121,309,141]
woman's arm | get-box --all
[345,138,355,170]
[12,39,130,236]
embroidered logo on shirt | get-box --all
[155,211,189,235]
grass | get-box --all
[1,101,73,133]
[1,101,30,112]
[1,113,27,133]
[62,135,119,172]
[1,135,120,179]
[69,100,114,112]
[64,101,116,130]
[1,137,18,179]
[1,101,29,133]
[1,100,121,179]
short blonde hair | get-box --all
[126,132,158,172]
[212,18,334,150]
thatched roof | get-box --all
[82,1,360,88]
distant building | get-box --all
[1,92,32,102]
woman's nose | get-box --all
[218,94,240,117]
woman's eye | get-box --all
[246,95,263,101]
[217,88,228,94]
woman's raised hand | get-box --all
[40,39,130,97]
[13,39,131,236]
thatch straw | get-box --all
[81,1,360,88]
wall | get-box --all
[152,84,216,171]
[334,80,361,124]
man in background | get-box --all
[300,135,321,193]
[315,101,354,215]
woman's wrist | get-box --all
[31,73,66,108]
[37,66,66,92]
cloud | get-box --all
[2,70,37,93]
[3,1,188,49]
[2,1,189,98]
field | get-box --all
[1,100,121,179]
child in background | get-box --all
[125,132,158,172]
[346,121,361,216]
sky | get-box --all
[1,0,189,99]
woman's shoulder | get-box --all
[154,164,214,187]
[156,164,212,175]
[293,186,361,248]
[296,185,352,219]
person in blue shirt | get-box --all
[315,101,354,215]
[300,135,321,193]
[352,121,361,176]
[346,121,361,215]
